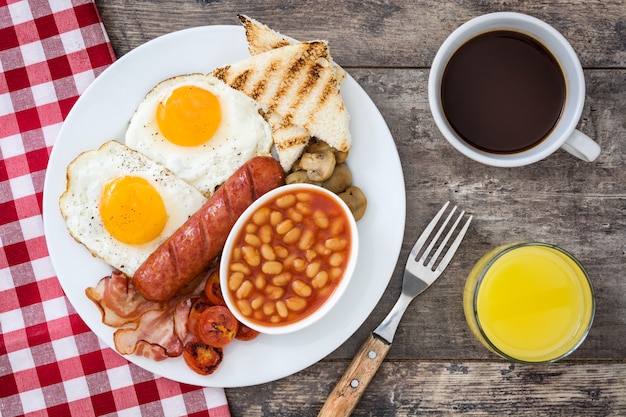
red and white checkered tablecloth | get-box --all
[0,1,231,415]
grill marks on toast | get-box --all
[238,14,291,55]
[270,116,309,156]
[266,42,336,140]
[251,68,271,101]
[237,14,347,85]
[211,41,346,170]
[227,68,251,92]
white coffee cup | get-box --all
[428,12,600,167]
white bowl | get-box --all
[220,183,359,335]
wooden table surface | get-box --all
[94,1,626,415]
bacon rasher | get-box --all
[86,271,163,327]
[86,271,199,361]
[114,297,192,360]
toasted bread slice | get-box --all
[237,14,347,85]
[265,113,310,171]
[237,14,291,56]
[211,41,351,172]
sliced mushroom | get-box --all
[339,186,367,221]
[322,163,352,194]
[305,140,332,153]
[334,150,349,164]
[305,139,349,164]
[299,150,336,182]
[290,158,302,172]
[286,170,320,185]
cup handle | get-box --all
[561,129,601,162]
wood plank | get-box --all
[95,0,626,68]
[225,361,626,416]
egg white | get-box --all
[59,140,207,276]
[124,73,274,197]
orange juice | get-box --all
[463,243,594,363]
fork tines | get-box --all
[410,201,472,273]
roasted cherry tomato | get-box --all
[183,337,223,375]
[204,268,225,306]
[197,305,239,348]
[235,321,260,341]
[187,296,213,337]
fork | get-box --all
[318,201,472,417]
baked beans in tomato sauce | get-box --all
[225,187,352,327]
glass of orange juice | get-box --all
[463,242,595,363]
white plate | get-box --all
[43,25,405,387]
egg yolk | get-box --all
[156,85,221,146]
[100,176,167,244]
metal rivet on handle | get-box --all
[350,379,359,388]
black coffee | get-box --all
[441,30,565,154]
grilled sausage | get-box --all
[132,156,285,301]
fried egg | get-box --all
[124,73,274,196]
[59,140,207,276]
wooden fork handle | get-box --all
[318,333,391,417]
